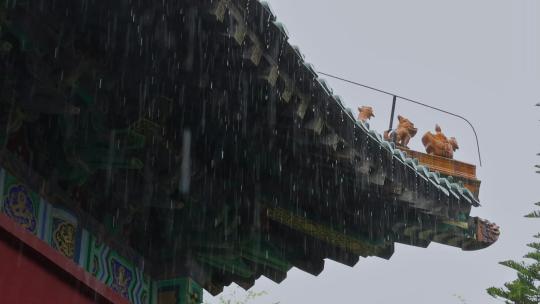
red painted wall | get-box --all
[0,214,128,304]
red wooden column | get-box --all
[0,213,129,304]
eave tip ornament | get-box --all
[466,218,500,250]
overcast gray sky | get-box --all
[206,1,540,303]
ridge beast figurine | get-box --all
[357,106,375,122]
[421,124,459,159]
[383,115,417,148]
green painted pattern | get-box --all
[0,167,197,304]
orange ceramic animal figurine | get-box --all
[433,124,447,142]
[421,124,459,159]
[383,115,417,148]
[357,106,375,122]
[476,219,500,244]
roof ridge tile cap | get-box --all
[439,177,451,188]
[450,183,465,196]
[427,171,440,184]
[440,178,460,198]
[439,179,460,199]
[393,149,406,161]
[462,196,472,205]
[272,20,289,38]
[437,185,450,196]
[259,1,277,20]
[369,129,383,142]
[460,186,479,205]
[333,94,344,106]
[291,45,305,59]
[463,187,475,199]
[405,157,418,170]
[414,163,437,181]
[317,78,333,94]
[381,141,394,152]
[303,62,317,77]
[416,165,430,178]
[358,120,369,130]
[346,107,354,118]
[420,167,444,189]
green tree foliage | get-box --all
[487,203,540,303]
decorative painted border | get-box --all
[0,171,42,236]
[0,212,129,304]
[0,168,155,304]
[84,236,152,304]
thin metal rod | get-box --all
[389,96,397,132]
[318,71,482,166]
